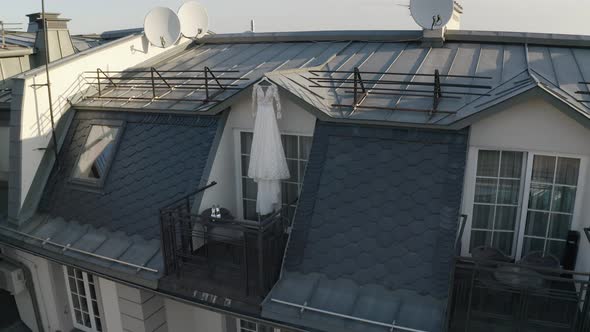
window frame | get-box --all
[63,266,105,332]
[234,129,312,222]
[515,152,586,259]
[236,318,279,332]
[461,146,587,260]
[469,150,527,256]
[69,119,125,189]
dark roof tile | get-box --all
[263,121,467,332]
[39,111,220,240]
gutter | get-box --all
[0,237,309,332]
[0,252,45,332]
[0,48,35,58]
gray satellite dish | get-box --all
[144,7,181,48]
[410,0,454,30]
[178,1,209,38]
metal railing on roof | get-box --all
[83,67,249,106]
[307,67,493,117]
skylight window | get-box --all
[72,124,121,185]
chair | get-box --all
[518,251,561,275]
[469,246,513,313]
[471,246,512,264]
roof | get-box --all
[0,89,11,109]
[0,214,163,288]
[73,30,590,128]
[37,110,221,240]
[269,42,590,126]
[74,41,350,111]
[262,121,468,332]
[1,31,104,53]
[0,109,223,286]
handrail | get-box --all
[270,298,427,332]
[0,225,159,273]
[456,256,590,278]
[159,181,217,213]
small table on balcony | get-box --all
[196,208,244,245]
[493,266,547,290]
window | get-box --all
[522,155,580,259]
[470,150,525,255]
[72,124,121,185]
[63,267,103,332]
[240,132,312,221]
[237,318,277,332]
[469,150,582,261]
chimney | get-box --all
[422,1,463,46]
[26,12,75,65]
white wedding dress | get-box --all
[248,83,290,216]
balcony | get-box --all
[158,184,290,312]
[449,219,590,331]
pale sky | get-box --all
[2,0,590,36]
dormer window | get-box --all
[72,121,123,186]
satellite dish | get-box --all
[410,0,454,30]
[144,7,181,48]
[178,1,209,38]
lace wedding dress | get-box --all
[248,82,290,216]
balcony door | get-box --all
[469,149,584,261]
[517,154,581,259]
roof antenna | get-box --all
[41,0,60,169]
[250,19,255,33]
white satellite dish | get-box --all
[177,1,209,38]
[410,0,454,30]
[144,7,181,48]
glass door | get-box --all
[470,150,525,256]
[519,155,581,260]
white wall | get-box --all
[98,278,124,332]
[461,97,590,273]
[164,298,225,332]
[14,34,191,211]
[0,247,67,332]
[0,126,8,181]
[198,89,317,219]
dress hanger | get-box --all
[257,76,273,87]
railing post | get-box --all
[97,68,101,97]
[204,67,210,102]
[151,67,156,98]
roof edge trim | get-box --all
[199,30,423,44]
[446,30,590,48]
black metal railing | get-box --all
[448,256,590,332]
[84,67,248,104]
[160,188,292,299]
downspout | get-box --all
[0,253,45,332]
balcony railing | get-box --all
[448,257,590,332]
[159,184,291,302]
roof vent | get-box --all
[26,12,75,64]
[410,0,462,46]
